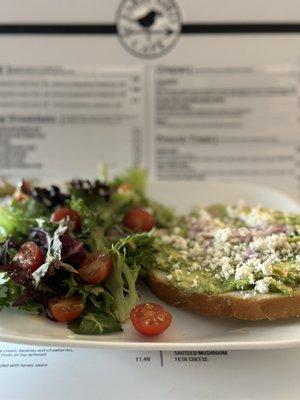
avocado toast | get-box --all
[148,203,300,320]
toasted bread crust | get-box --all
[148,269,300,320]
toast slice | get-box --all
[148,269,300,321]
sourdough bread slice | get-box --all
[148,269,300,321]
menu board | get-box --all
[152,65,299,197]
[0,65,145,181]
[1,61,300,200]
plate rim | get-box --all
[1,331,300,351]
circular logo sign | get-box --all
[116,0,182,59]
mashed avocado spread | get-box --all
[154,203,300,296]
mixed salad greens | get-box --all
[0,169,178,335]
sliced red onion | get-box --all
[244,247,256,260]
[60,235,87,267]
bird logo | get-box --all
[116,0,181,58]
[135,10,162,29]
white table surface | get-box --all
[0,342,298,400]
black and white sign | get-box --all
[116,0,181,58]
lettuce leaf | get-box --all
[68,311,122,335]
[148,200,181,229]
[0,273,22,309]
[106,233,154,322]
[18,300,45,315]
[0,198,47,241]
[62,274,116,313]
[68,196,108,251]
[112,168,147,195]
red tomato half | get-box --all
[130,302,172,336]
[123,208,155,232]
[51,207,81,232]
[48,297,84,322]
[14,242,44,272]
[78,252,113,284]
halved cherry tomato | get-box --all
[14,242,44,272]
[51,207,81,231]
[48,297,84,322]
[123,208,155,232]
[78,252,113,284]
[130,302,172,336]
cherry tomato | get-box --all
[78,252,113,284]
[51,207,81,232]
[130,302,172,336]
[117,183,133,194]
[13,179,32,202]
[48,297,84,322]
[123,208,155,232]
[14,242,44,272]
[20,179,32,194]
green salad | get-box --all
[0,169,178,335]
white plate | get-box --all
[0,181,300,350]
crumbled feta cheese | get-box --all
[255,278,272,294]
[264,234,287,251]
[233,252,243,263]
[235,264,252,281]
[237,227,251,238]
[214,228,231,243]
[261,260,273,276]
[174,269,182,275]
[250,233,288,254]
[173,237,188,250]
[191,278,198,288]
[240,206,273,227]
[188,262,200,272]
[220,257,234,280]
[161,235,172,244]
[189,242,203,258]
[251,238,264,251]
[198,209,213,222]
[195,233,205,243]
